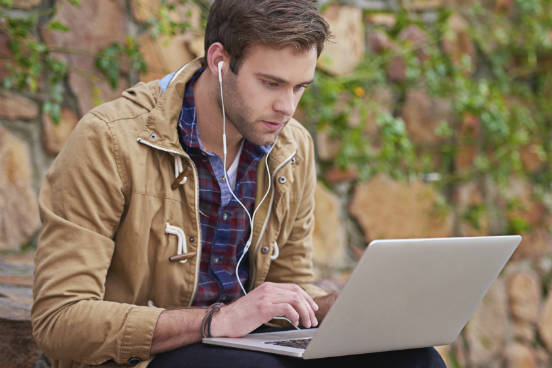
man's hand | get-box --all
[210,282,319,338]
[313,292,338,323]
[151,282,326,354]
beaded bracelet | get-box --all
[201,302,225,338]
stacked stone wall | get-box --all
[1,0,551,367]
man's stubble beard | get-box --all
[220,72,288,147]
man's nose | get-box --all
[273,89,296,117]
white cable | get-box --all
[219,71,275,294]
[232,145,274,295]
[219,65,298,330]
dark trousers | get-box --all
[150,327,446,368]
[150,344,446,368]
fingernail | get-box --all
[314,303,319,311]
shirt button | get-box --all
[213,257,222,264]
[128,357,141,366]
[222,212,229,221]
[189,236,195,243]
[261,246,270,254]
[220,176,226,183]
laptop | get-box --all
[203,235,521,359]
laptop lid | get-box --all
[203,236,521,359]
[303,235,521,359]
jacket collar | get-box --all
[136,58,298,169]
[137,59,203,156]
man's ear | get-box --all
[206,42,229,79]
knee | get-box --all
[419,347,447,368]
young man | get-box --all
[32,1,445,367]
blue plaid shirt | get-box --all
[177,69,271,306]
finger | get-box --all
[272,303,300,326]
[273,283,319,312]
[275,284,319,326]
[305,296,318,327]
[265,291,316,328]
[291,294,314,328]
[255,283,318,327]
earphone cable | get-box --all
[218,62,299,330]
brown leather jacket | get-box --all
[32,59,325,367]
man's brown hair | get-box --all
[204,0,330,73]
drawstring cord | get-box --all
[271,242,279,261]
[165,222,194,263]
[171,156,188,190]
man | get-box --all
[32,1,446,367]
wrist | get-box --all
[201,302,225,338]
[209,304,228,338]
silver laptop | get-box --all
[203,235,521,359]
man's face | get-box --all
[220,44,318,146]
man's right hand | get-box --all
[210,282,319,338]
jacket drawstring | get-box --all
[271,242,279,261]
[171,156,188,190]
[165,222,190,263]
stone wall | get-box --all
[1,1,551,367]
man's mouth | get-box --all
[261,120,286,131]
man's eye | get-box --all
[264,80,279,88]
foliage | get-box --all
[299,0,552,232]
[1,0,551,234]
[1,6,67,122]
[146,0,197,39]
[95,37,147,89]
[0,0,197,122]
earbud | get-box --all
[218,59,227,156]
[217,60,224,83]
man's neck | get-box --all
[194,70,243,169]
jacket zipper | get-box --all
[248,149,297,290]
[137,138,203,305]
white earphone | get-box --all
[216,58,275,295]
[218,60,228,158]
[218,60,224,83]
[215,58,297,329]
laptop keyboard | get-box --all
[264,337,312,350]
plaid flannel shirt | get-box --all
[177,69,271,306]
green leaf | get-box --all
[463,204,486,231]
[94,43,122,89]
[43,101,61,125]
[507,217,531,235]
[47,21,70,32]
[7,15,37,38]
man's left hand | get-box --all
[313,292,338,323]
